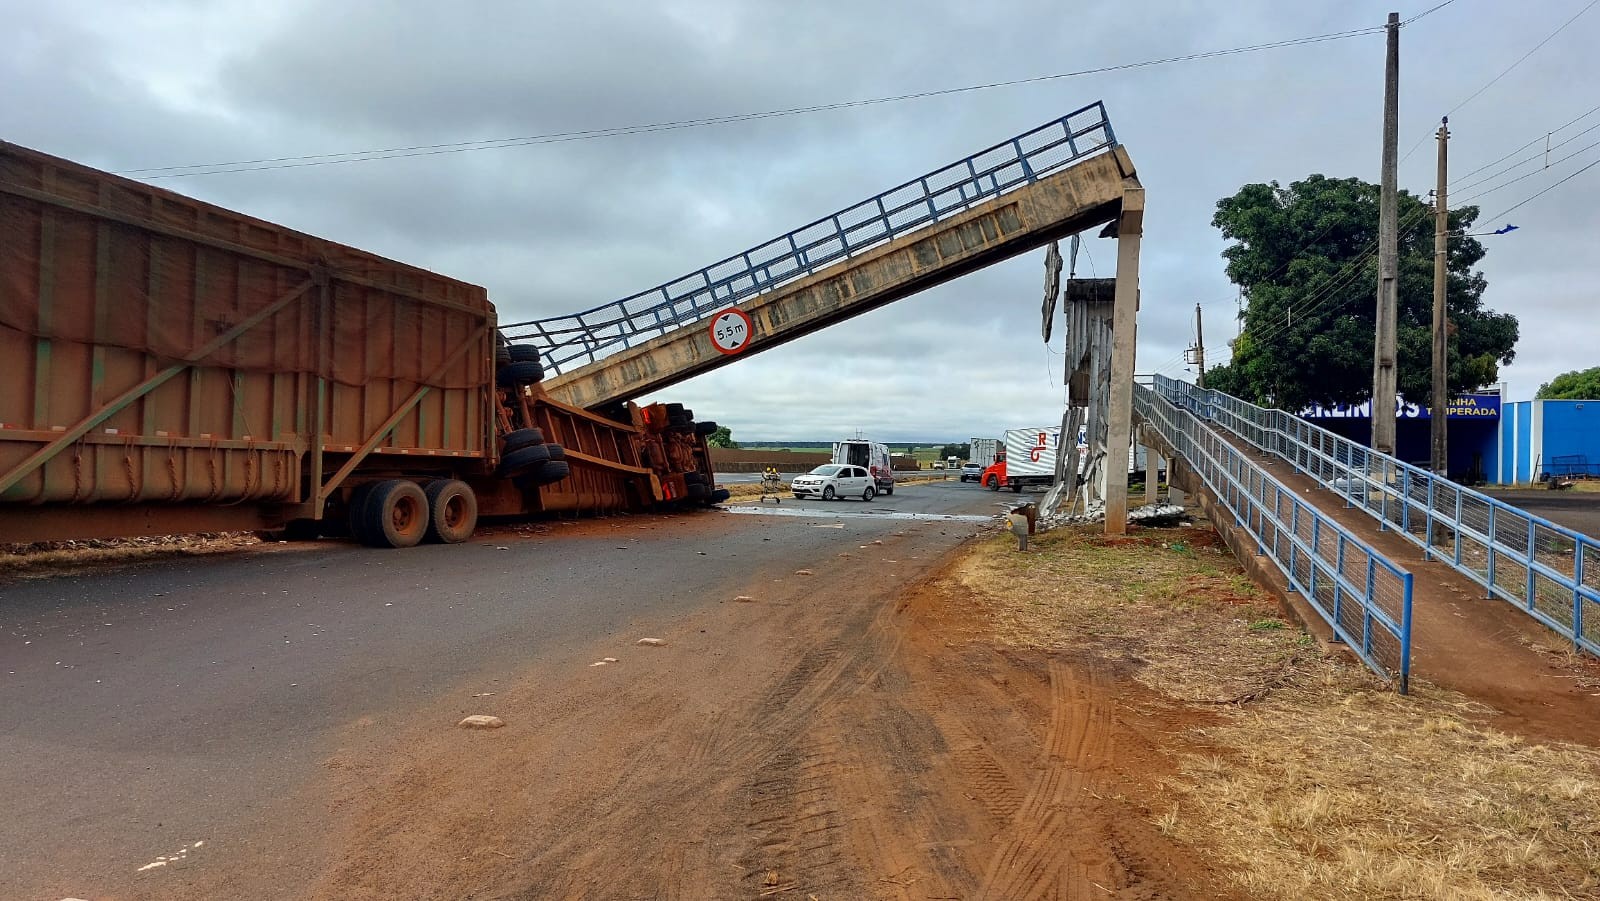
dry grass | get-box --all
[0,532,260,577]
[950,523,1600,899]
[953,525,1305,702]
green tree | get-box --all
[706,425,739,448]
[1536,367,1600,399]
[1206,174,1518,411]
[938,443,970,460]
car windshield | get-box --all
[810,465,844,476]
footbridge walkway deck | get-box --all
[501,102,1140,410]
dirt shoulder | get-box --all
[945,524,1600,900]
[175,513,1600,900]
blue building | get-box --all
[1498,399,1600,483]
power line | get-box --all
[1482,154,1600,220]
[1453,135,1600,203]
[1450,121,1600,193]
[125,24,1386,179]
[1402,0,1462,25]
[1401,0,1600,163]
[1449,103,1600,184]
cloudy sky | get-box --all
[5,0,1595,441]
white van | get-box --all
[832,440,895,495]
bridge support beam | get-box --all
[1104,186,1144,535]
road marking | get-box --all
[722,507,992,523]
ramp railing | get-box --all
[500,102,1118,373]
[1134,380,1414,690]
[1151,374,1600,658]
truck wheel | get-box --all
[502,427,545,453]
[687,483,709,500]
[496,360,545,386]
[360,479,429,549]
[498,443,551,477]
[347,482,380,545]
[883,483,894,496]
[693,420,719,437]
[507,344,541,364]
[423,479,477,544]
[862,486,875,502]
[986,475,999,491]
[514,460,571,491]
[685,472,707,485]
[1011,482,1023,493]
[709,488,731,504]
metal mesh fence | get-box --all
[501,103,1118,372]
[1151,374,1600,658]
[1134,381,1414,690]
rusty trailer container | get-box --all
[0,141,726,547]
[0,140,496,542]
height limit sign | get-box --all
[709,308,753,356]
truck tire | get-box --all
[685,472,707,485]
[687,483,709,501]
[347,482,380,545]
[1011,482,1023,493]
[986,475,1000,491]
[360,479,429,549]
[507,344,541,364]
[883,483,894,496]
[496,360,545,386]
[693,420,719,437]
[708,488,731,504]
[547,444,566,461]
[423,479,477,544]
[495,345,512,368]
[502,427,545,453]
[513,460,570,491]
[498,443,551,477]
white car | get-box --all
[792,464,877,501]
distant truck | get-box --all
[833,440,895,495]
[968,437,1001,470]
[981,427,1061,492]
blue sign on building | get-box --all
[1302,394,1500,420]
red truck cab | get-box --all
[981,452,1007,491]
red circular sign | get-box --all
[709,308,754,355]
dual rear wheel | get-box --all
[348,478,478,549]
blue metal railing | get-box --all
[1151,374,1600,659]
[1134,380,1415,690]
[500,102,1118,372]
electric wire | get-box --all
[1400,0,1600,163]
[124,25,1386,179]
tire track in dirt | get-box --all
[975,659,1121,900]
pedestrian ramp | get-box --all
[501,102,1139,410]
[1136,374,1600,693]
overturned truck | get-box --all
[0,141,726,548]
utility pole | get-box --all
[1371,11,1401,456]
[1194,303,1207,387]
[1431,118,1450,475]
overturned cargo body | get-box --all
[0,141,722,545]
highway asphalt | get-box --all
[0,480,1002,899]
